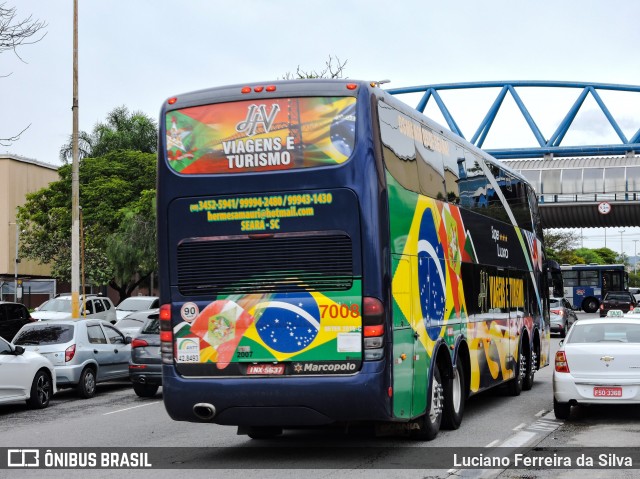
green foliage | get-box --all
[592,247,619,264]
[17,150,156,296]
[573,248,604,265]
[59,106,157,162]
[543,230,626,270]
[105,190,157,301]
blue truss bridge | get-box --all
[386,81,640,228]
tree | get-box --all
[1,3,47,146]
[592,247,619,264]
[17,150,156,300]
[281,55,348,80]
[573,248,605,265]
[105,190,157,302]
[59,105,157,162]
[543,229,579,263]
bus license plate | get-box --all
[246,364,285,375]
[593,386,622,397]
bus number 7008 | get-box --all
[319,303,360,319]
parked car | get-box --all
[599,291,636,317]
[114,309,156,338]
[31,295,117,324]
[0,301,35,342]
[0,336,56,409]
[12,319,131,398]
[116,296,160,321]
[549,297,577,338]
[553,318,640,419]
[129,310,161,398]
[630,287,640,304]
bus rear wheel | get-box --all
[523,345,537,391]
[442,361,465,430]
[410,366,443,440]
[582,298,599,313]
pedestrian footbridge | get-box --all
[503,156,640,228]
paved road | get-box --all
[1,311,637,478]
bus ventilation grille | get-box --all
[176,233,354,296]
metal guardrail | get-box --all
[539,193,639,204]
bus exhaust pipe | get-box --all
[193,403,216,421]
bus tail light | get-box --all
[363,297,385,360]
[159,304,174,364]
[555,351,570,373]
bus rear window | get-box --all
[166,96,356,174]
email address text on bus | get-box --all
[188,193,333,232]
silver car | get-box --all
[31,295,117,324]
[12,319,131,398]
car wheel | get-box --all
[247,426,283,439]
[410,365,443,440]
[553,398,571,420]
[442,361,465,430]
[77,367,97,399]
[133,383,159,398]
[26,370,53,409]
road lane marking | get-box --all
[535,409,546,417]
[103,401,161,415]
[512,422,526,431]
[485,440,500,448]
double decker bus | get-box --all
[560,264,628,313]
[157,79,557,440]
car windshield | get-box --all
[606,293,631,301]
[116,318,144,329]
[13,324,74,345]
[117,298,155,311]
[141,318,160,334]
[567,322,640,343]
[39,298,72,313]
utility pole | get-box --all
[71,0,80,319]
[634,239,638,276]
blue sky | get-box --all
[2,0,639,252]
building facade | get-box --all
[0,154,59,302]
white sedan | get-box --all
[553,318,640,419]
[0,336,56,409]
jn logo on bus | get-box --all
[236,104,281,136]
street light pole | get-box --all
[9,213,20,302]
[619,230,625,263]
[634,239,638,276]
[71,0,80,319]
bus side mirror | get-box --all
[544,260,564,298]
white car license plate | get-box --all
[593,386,622,397]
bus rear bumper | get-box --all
[162,361,390,427]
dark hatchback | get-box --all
[0,302,35,342]
[129,310,161,397]
[599,291,636,317]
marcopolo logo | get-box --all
[292,362,359,374]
